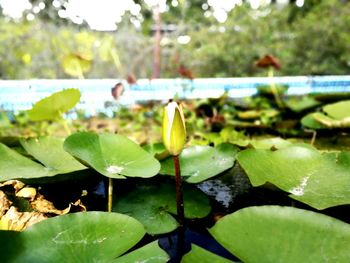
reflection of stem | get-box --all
[177,224,185,261]
[268,68,283,108]
[108,177,113,212]
[173,155,184,226]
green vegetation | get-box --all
[0,0,349,79]
[1,1,350,262]
[1,87,350,262]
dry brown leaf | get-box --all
[0,180,25,192]
[70,199,87,212]
[0,180,87,231]
[0,206,48,231]
[0,190,12,217]
[31,193,71,215]
[16,187,37,201]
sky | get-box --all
[0,0,303,31]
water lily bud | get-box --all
[162,101,186,156]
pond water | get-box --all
[1,76,350,115]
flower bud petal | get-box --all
[162,102,186,156]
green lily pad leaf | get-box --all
[313,112,350,128]
[209,206,350,263]
[284,96,320,112]
[302,101,350,129]
[113,182,211,235]
[243,137,291,150]
[0,212,147,263]
[323,100,350,120]
[220,136,290,149]
[237,144,350,209]
[20,136,86,174]
[301,113,328,129]
[182,244,235,263]
[112,241,169,263]
[28,89,81,121]
[0,143,54,181]
[143,143,169,160]
[160,144,238,183]
[219,127,247,143]
[143,143,166,155]
[64,132,160,179]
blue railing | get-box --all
[1,76,350,114]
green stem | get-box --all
[173,154,185,261]
[173,155,184,227]
[310,130,317,146]
[61,119,72,136]
[108,177,113,212]
[58,111,71,136]
[268,68,283,108]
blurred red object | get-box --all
[127,73,137,85]
[111,82,124,101]
[177,64,194,80]
[255,54,281,70]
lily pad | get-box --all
[301,100,350,129]
[143,143,166,156]
[309,112,350,128]
[20,136,86,174]
[182,244,235,263]
[112,241,169,263]
[301,113,328,129]
[0,212,167,263]
[143,143,169,160]
[209,206,350,263]
[113,181,211,235]
[251,137,291,149]
[64,132,160,179]
[323,100,350,120]
[160,144,237,183]
[28,88,81,121]
[0,143,54,181]
[284,96,320,112]
[237,144,350,209]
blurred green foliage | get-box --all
[182,0,350,77]
[0,0,348,79]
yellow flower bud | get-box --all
[162,102,186,156]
